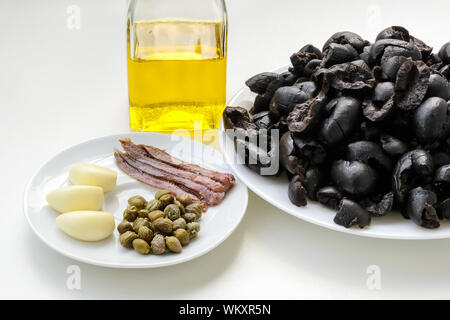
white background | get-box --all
[1,0,450,299]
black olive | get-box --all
[290,48,320,76]
[245,72,280,95]
[379,56,408,81]
[223,107,258,132]
[334,199,371,228]
[300,44,323,59]
[406,187,439,229]
[413,97,448,143]
[359,46,371,65]
[365,192,394,217]
[316,186,343,210]
[410,36,433,61]
[303,166,323,200]
[347,141,392,172]
[426,74,450,101]
[252,76,289,113]
[370,39,422,67]
[362,82,395,122]
[434,165,450,199]
[288,175,307,207]
[279,132,302,175]
[323,31,370,54]
[331,160,377,197]
[376,26,410,42]
[281,71,299,86]
[287,92,326,133]
[433,152,450,168]
[319,96,361,145]
[269,86,309,116]
[314,63,376,92]
[350,59,371,72]
[304,59,322,77]
[374,82,395,102]
[436,199,450,219]
[292,134,327,164]
[439,42,450,65]
[293,81,319,99]
[360,122,380,141]
[320,43,359,68]
[428,53,442,65]
[440,65,450,80]
[252,111,277,130]
[392,149,434,203]
[380,135,409,157]
[394,60,430,111]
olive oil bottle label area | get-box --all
[128,20,227,132]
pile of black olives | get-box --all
[224,26,450,229]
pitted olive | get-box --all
[269,86,309,116]
[319,97,361,145]
[334,199,371,228]
[316,186,343,210]
[288,175,307,207]
[331,160,377,196]
[347,141,392,172]
[406,187,439,229]
[413,97,448,143]
[392,149,434,203]
[426,74,450,100]
[439,42,450,65]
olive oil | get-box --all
[127,20,227,132]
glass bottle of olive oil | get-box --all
[127,0,228,132]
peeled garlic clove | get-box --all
[46,185,104,213]
[69,163,117,192]
[56,211,115,241]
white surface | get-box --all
[221,67,450,240]
[1,0,450,299]
[24,132,248,268]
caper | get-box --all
[173,229,190,246]
[173,217,187,231]
[186,222,200,239]
[148,210,165,222]
[174,200,186,215]
[155,190,171,200]
[128,195,147,209]
[176,193,193,207]
[133,217,150,233]
[138,209,150,218]
[146,199,164,212]
[154,218,173,234]
[132,239,150,255]
[117,220,133,234]
[151,234,166,255]
[164,204,181,221]
[119,231,138,249]
[183,213,198,223]
[138,226,154,243]
[123,206,138,222]
[159,193,174,207]
[185,203,203,219]
[165,236,182,253]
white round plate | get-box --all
[24,132,248,268]
[220,65,450,240]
